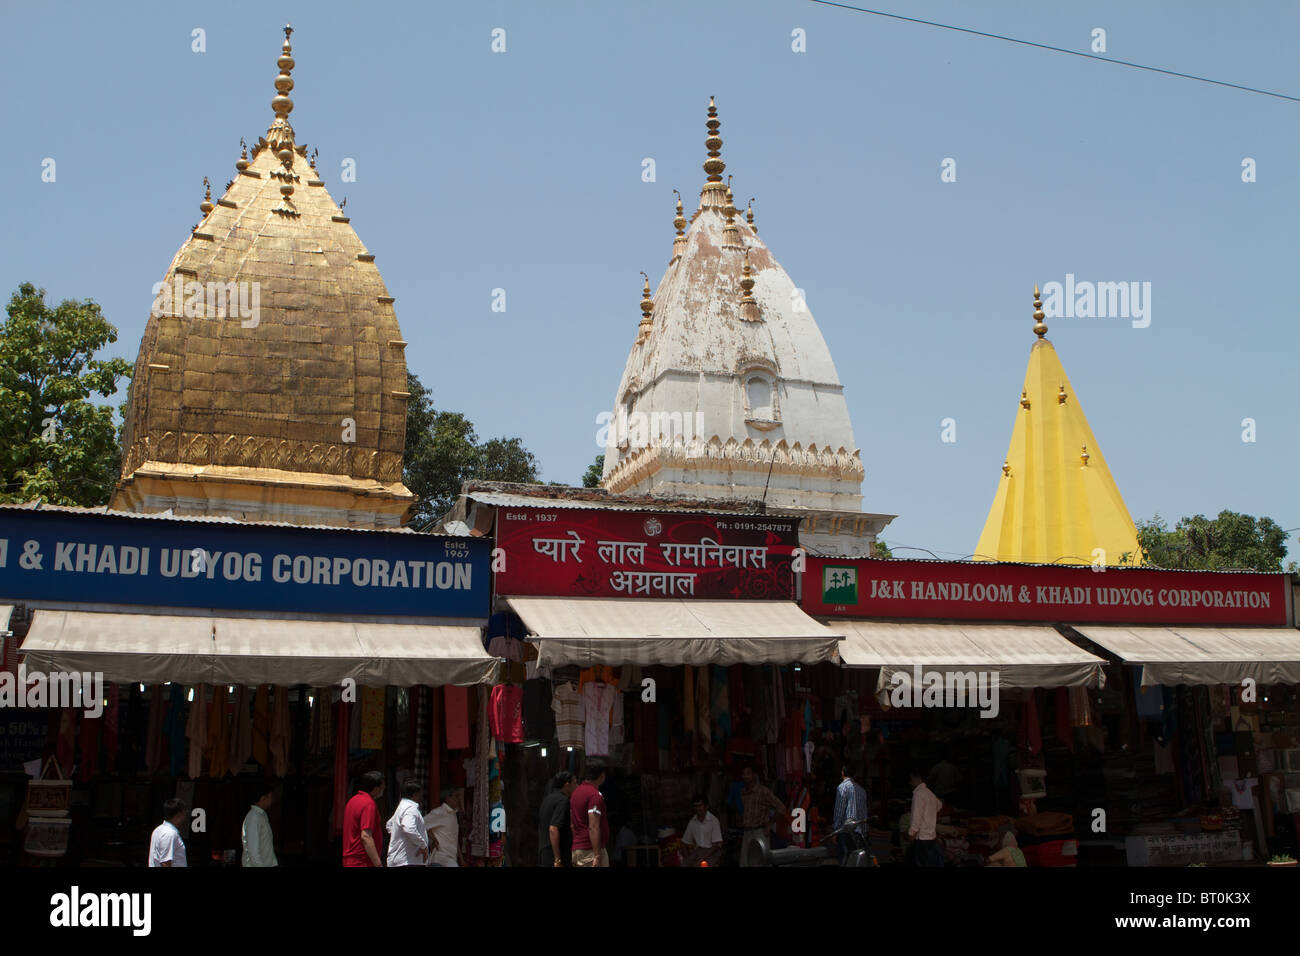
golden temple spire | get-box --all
[738,249,760,322]
[671,189,687,261]
[704,96,724,183]
[267,25,297,163]
[199,177,214,215]
[636,272,654,343]
[746,198,756,233]
[1033,283,1047,338]
[236,138,249,171]
[721,175,741,249]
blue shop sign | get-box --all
[0,509,489,619]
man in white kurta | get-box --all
[386,780,429,866]
[241,786,278,867]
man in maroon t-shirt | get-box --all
[343,771,386,867]
[570,761,609,867]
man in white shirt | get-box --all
[907,768,944,867]
[241,784,278,867]
[385,780,430,866]
[425,786,464,867]
[681,795,724,867]
[148,798,189,868]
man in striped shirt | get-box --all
[833,765,868,863]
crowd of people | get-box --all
[144,758,1023,868]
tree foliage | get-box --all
[1136,511,1288,571]
[872,538,893,559]
[582,454,605,488]
[0,283,132,506]
[402,371,539,525]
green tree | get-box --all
[1136,511,1288,571]
[402,371,539,526]
[582,454,605,488]
[0,283,132,506]
[872,538,893,559]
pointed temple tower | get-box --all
[112,27,414,527]
[601,99,892,555]
[975,287,1142,565]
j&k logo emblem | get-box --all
[823,565,858,604]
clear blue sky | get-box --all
[1,0,1296,560]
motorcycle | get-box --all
[745,817,877,867]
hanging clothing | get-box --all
[359,686,384,750]
[270,685,291,777]
[581,682,617,756]
[579,666,617,689]
[331,698,350,837]
[551,681,583,749]
[186,686,208,779]
[252,685,270,766]
[229,686,252,770]
[444,685,470,749]
[166,683,188,778]
[412,687,429,791]
[489,684,524,744]
[712,667,731,744]
[471,690,490,857]
[683,666,696,735]
[145,686,165,775]
[208,686,230,778]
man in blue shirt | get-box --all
[832,764,868,864]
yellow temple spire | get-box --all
[974,286,1142,566]
[699,97,729,210]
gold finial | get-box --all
[636,272,654,343]
[310,148,318,171]
[724,177,737,220]
[199,176,214,215]
[640,272,654,317]
[267,24,297,166]
[236,138,249,171]
[1033,283,1048,338]
[1002,460,1012,478]
[1080,443,1090,466]
[746,198,756,233]
[672,189,685,235]
[704,96,724,183]
[1020,390,1031,410]
[1057,383,1068,405]
[738,249,760,322]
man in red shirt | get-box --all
[570,761,609,867]
[343,771,386,867]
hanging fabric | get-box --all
[331,696,350,837]
[270,685,291,777]
[412,687,429,791]
[103,684,120,775]
[166,683,187,777]
[445,684,471,750]
[359,686,384,750]
[207,685,230,778]
[252,685,270,765]
[145,685,165,775]
[228,686,252,770]
[186,685,208,779]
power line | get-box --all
[807,0,1300,103]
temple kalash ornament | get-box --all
[601,98,893,556]
[113,26,415,527]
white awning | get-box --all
[0,605,13,633]
[505,597,842,667]
[835,620,1106,689]
[1071,625,1300,686]
[20,610,498,687]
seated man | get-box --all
[680,795,724,867]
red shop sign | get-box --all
[495,507,799,599]
[803,557,1290,626]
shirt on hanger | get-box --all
[582,682,617,756]
[552,681,584,749]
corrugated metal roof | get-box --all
[466,489,787,518]
[0,500,428,537]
